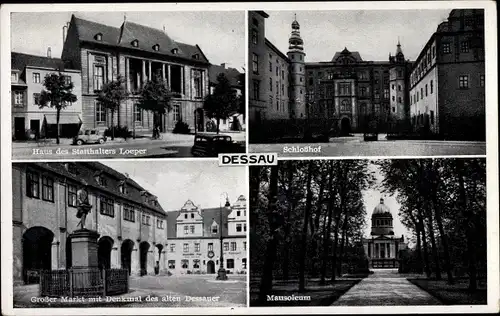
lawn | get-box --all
[407,277,487,305]
[250,278,362,306]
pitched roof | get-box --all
[71,15,209,64]
[11,52,65,71]
[166,206,234,239]
[30,162,166,216]
[332,48,364,62]
[209,64,242,87]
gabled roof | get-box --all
[166,206,234,239]
[71,15,209,64]
[332,48,364,62]
[11,52,65,71]
[209,64,242,87]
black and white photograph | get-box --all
[10,11,246,159]
[12,161,247,307]
[250,158,487,306]
[248,9,486,157]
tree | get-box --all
[237,72,245,118]
[96,76,128,140]
[137,76,172,136]
[39,73,78,144]
[204,73,238,134]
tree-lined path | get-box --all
[331,269,442,306]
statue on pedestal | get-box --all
[76,187,92,230]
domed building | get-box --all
[362,197,406,268]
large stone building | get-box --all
[12,162,168,284]
[409,9,485,140]
[165,195,247,275]
[61,14,211,133]
[11,52,82,140]
[362,198,406,268]
[248,11,413,134]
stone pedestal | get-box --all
[69,229,102,295]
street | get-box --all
[11,132,246,159]
[250,134,486,157]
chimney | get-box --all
[221,63,226,69]
[47,47,52,58]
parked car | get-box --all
[191,133,241,157]
[73,129,107,145]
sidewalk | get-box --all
[331,269,442,306]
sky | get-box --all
[264,9,452,62]
[102,160,246,213]
[10,11,245,70]
[362,162,410,242]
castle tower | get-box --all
[389,39,407,123]
[287,14,306,118]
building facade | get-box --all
[11,52,82,140]
[61,14,211,134]
[248,11,413,133]
[12,162,168,285]
[362,198,406,268]
[409,9,485,139]
[165,195,247,275]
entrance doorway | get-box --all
[196,108,205,132]
[22,226,54,284]
[340,117,351,136]
[30,119,40,139]
[14,117,25,140]
[139,242,150,276]
[120,239,134,275]
[207,260,215,274]
[98,237,113,270]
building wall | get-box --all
[248,11,269,122]
[264,44,290,120]
[166,237,247,274]
[12,163,168,284]
[410,67,439,133]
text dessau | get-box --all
[219,153,278,166]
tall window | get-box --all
[94,65,104,91]
[26,171,40,199]
[226,259,234,269]
[459,75,469,89]
[236,223,242,232]
[252,54,258,74]
[134,105,142,122]
[208,243,213,251]
[190,225,195,234]
[41,176,54,202]
[33,73,41,83]
[223,242,229,251]
[269,78,272,91]
[269,62,272,72]
[193,70,203,98]
[252,80,260,100]
[183,243,189,253]
[194,243,200,252]
[360,87,366,96]
[11,72,18,83]
[184,225,189,235]
[251,29,258,45]
[169,244,175,253]
[95,102,106,123]
[168,260,175,269]
[430,80,434,94]
[181,259,188,268]
[64,76,72,85]
[243,241,247,251]
[124,205,135,222]
[442,43,451,54]
[230,242,237,251]
[33,93,41,105]
[173,105,180,122]
[14,91,24,107]
[398,97,402,103]
[211,223,218,234]
[383,89,389,99]
[157,219,164,229]
[100,196,114,217]
[193,259,200,268]
[68,184,77,207]
[460,41,470,53]
[242,258,247,269]
[339,83,351,96]
[340,99,350,111]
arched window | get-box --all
[152,44,160,51]
[94,33,103,41]
[341,99,350,111]
[171,48,178,55]
[131,39,139,47]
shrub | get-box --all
[104,126,132,139]
[173,120,191,134]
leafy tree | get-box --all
[96,76,128,140]
[39,73,78,144]
[137,76,172,136]
[204,73,238,134]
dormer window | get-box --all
[171,48,178,55]
[11,71,18,83]
[119,183,128,194]
[94,33,103,41]
[191,213,194,219]
[153,44,160,51]
[94,171,107,187]
[131,39,139,47]
[211,222,218,234]
[65,162,78,175]
[193,54,199,60]
[184,214,188,219]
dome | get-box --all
[372,198,392,216]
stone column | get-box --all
[148,248,155,275]
[142,60,146,87]
[148,61,152,81]
[167,65,171,89]
[132,247,140,276]
[162,64,166,82]
[125,58,130,92]
[52,241,59,269]
[111,246,119,268]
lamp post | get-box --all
[216,192,230,280]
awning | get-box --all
[44,114,82,125]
